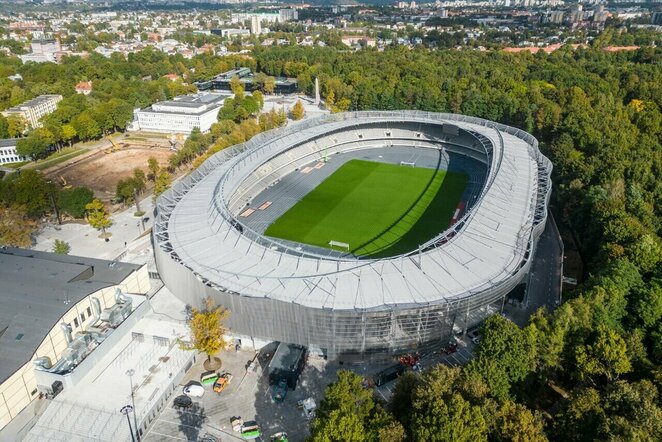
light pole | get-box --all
[120,405,135,442]
[126,369,139,440]
[46,180,61,225]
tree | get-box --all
[147,156,160,182]
[310,370,404,442]
[291,99,305,120]
[57,186,94,218]
[0,206,36,247]
[188,297,229,366]
[575,325,632,383]
[52,239,71,255]
[61,124,77,146]
[495,401,548,442]
[6,115,26,137]
[16,129,52,159]
[85,199,112,235]
[263,75,276,94]
[252,90,264,110]
[0,114,8,138]
[229,75,244,98]
[0,170,52,218]
[72,113,101,140]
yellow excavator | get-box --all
[104,136,122,154]
[60,175,72,189]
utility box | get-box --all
[268,343,307,390]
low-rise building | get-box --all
[198,68,298,95]
[0,138,25,165]
[135,92,229,135]
[0,248,149,432]
[1,95,62,129]
[74,80,92,95]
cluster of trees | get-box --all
[281,40,660,440]
[168,77,287,172]
[0,169,94,246]
[0,48,255,159]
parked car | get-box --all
[173,395,193,409]
[271,432,289,442]
[183,384,205,398]
[442,342,458,355]
[241,421,262,440]
[213,372,233,394]
[200,371,219,386]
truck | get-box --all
[268,343,307,390]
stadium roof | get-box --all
[0,248,140,383]
[155,111,551,312]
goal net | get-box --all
[329,240,350,251]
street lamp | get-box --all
[126,369,139,440]
[120,405,136,442]
[45,179,61,225]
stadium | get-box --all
[153,111,552,358]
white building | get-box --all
[1,95,62,129]
[0,139,25,165]
[19,39,61,64]
[231,12,279,24]
[279,8,299,22]
[250,16,262,35]
[0,248,149,433]
[135,93,229,135]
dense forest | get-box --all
[250,46,662,440]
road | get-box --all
[506,214,563,326]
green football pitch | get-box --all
[264,159,468,258]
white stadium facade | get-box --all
[153,111,552,358]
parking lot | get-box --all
[142,346,337,442]
[142,335,478,442]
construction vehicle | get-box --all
[104,136,122,154]
[212,372,233,394]
[59,175,72,189]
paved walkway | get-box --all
[33,195,155,261]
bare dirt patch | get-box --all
[47,147,172,201]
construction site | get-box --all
[43,133,177,202]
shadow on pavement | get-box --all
[251,345,336,442]
[176,400,207,441]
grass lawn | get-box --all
[264,159,468,257]
[22,147,90,171]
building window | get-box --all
[80,312,86,322]
[87,307,92,317]
[73,318,79,328]
[31,388,38,396]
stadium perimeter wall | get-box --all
[153,111,552,359]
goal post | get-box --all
[400,161,416,167]
[329,240,350,251]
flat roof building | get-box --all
[1,95,62,129]
[196,68,298,95]
[0,138,26,165]
[0,248,149,432]
[135,92,229,135]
